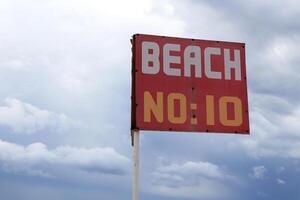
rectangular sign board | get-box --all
[131,34,249,134]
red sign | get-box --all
[131,34,249,134]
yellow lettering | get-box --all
[144,91,163,123]
[206,95,215,125]
[219,96,242,126]
[167,93,187,124]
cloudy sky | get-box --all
[0,0,300,199]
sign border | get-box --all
[131,33,250,134]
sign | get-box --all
[131,34,249,134]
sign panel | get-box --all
[131,34,249,134]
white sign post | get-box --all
[132,130,140,200]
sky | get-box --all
[0,0,300,199]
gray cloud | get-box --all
[230,98,300,160]
[0,0,300,199]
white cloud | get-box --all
[0,98,72,134]
[277,178,286,185]
[0,139,130,178]
[251,165,267,179]
[149,161,235,199]
[157,161,224,179]
[0,58,31,71]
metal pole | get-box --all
[132,130,140,200]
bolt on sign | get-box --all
[131,34,250,134]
